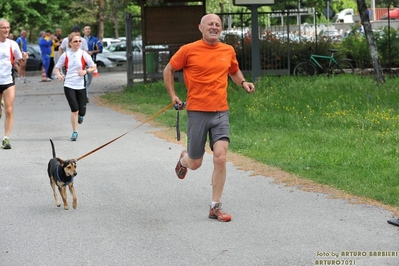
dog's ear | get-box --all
[56,157,64,165]
[65,159,77,167]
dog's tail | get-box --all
[50,139,56,158]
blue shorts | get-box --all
[186,111,230,159]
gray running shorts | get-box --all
[186,111,230,159]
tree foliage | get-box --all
[0,0,133,42]
[3,0,399,42]
[0,0,71,41]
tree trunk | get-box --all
[113,17,119,39]
[97,0,105,40]
[357,0,385,85]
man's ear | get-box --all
[198,24,203,33]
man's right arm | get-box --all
[163,63,182,106]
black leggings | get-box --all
[64,87,86,116]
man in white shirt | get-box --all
[59,25,88,55]
[0,19,29,149]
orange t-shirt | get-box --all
[170,39,240,112]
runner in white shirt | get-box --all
[54,32,97,141]
[0,19,29,149]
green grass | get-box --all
[101,75,399,208]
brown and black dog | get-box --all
[47,139,77,210]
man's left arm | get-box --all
[230,70,255,94]
[13,44,29,65]
[95,38,103,54]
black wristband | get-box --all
[241,80,246,88]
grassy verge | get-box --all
[101,75,399,209]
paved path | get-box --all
[1,72,398,266]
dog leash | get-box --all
[76,102,175,161]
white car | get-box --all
[101,38,122,48]
[95,48,126,68]
[320,30,342,42]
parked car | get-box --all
[334,8,359,23]
[101,38,122,48]
[108,40,169,73]
[381,9,399,20]
[95,48,126,68]
[320,29,342,42]
[107,41,168,72]
[107,41,143,64]
[26,44,42,71]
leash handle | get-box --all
[174,102,186,141]
[174,102,186,110]
[76,102,175,161]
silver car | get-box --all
[107,41,168,72]
[95,48,126,68]
[107,41,143,64]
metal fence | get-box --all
[127,10,346,78]
[126,11,399,81]
[217,11,399,75]
[218,10,332,75]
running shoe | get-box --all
[78,115,84,124]
[209,203,232,222]
[71,132,78,141]
[2,138,11,149]
[175,150,188,179]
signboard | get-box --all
[233,0,274,6]
[144,6,204,45]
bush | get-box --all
[375,27,399,68]
[338,31,371,69]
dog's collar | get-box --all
[56,165,74,186]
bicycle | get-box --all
[293,49,354,77]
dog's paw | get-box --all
[64,206,69,210]
[57,204,61,207]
